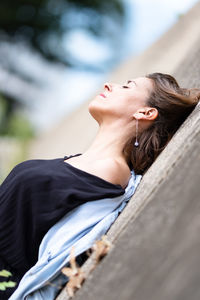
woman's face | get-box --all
[89,77,153,124]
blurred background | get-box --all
[0,0,199,183]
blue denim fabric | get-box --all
[9,171,142,300]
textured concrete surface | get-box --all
[27,0,200,159]
[74,122,200,300]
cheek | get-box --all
[88,93,136,121]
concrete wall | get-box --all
[73,106,200,300]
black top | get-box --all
[0,154,124,298]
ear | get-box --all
[133,107,158,121]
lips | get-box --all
[99,93,106,98]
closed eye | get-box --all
[122,85,129,88]
[127,80,137,86]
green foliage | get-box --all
[0,0,125,66]
[0,270,12,277]
[0,0,126,135]
[5,112,35,139]
[0,95,7,125]
[0,94,35,139]
[0,269,16,291]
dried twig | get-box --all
[92,235,112,264]
[61,247,85,298]
[61,236,112,298]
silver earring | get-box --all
[134,119,139,147]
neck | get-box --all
[82,120,135,164]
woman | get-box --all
[0,72,199,299]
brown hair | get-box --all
[124,72,200,175]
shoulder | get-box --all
[65,155,131,189]
[95,158,131,189]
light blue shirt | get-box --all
[9,171,142,300]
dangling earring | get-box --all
[134,119,139,147]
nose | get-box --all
[104,82,112,92]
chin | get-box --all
[88,100,98,118]
[88,99,103,123]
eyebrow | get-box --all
[127,80,137,86]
